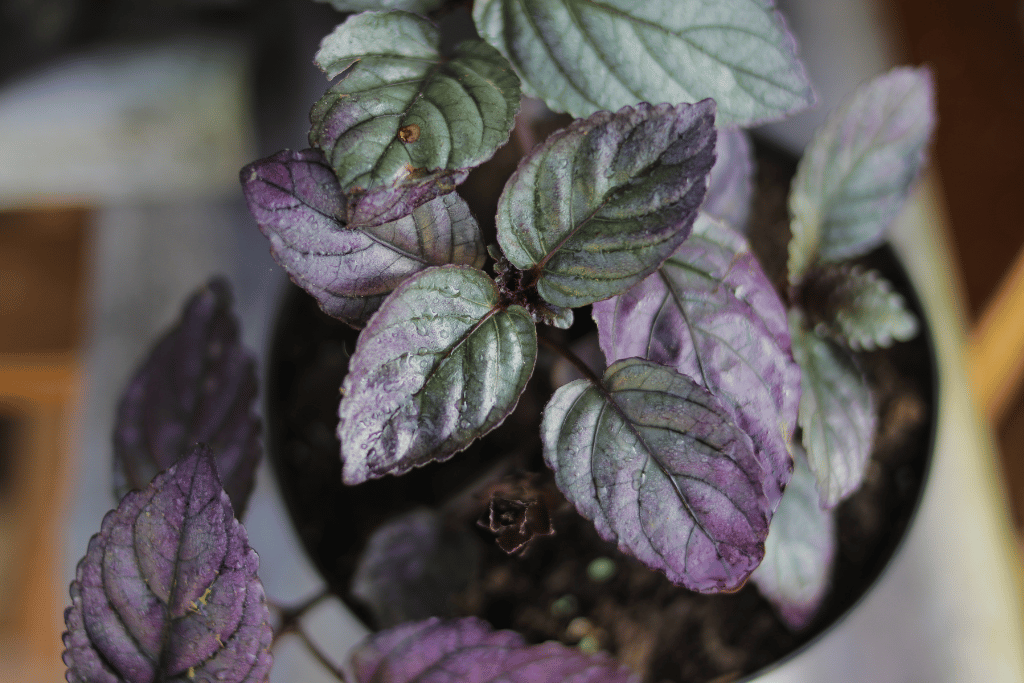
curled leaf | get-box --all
[351,508,480,628]
[751,446,836,630]
[790,312,876,508]
[339,266,537,484]
[310,11,521,225]
[788,67,936,282]
[241,148,486,327]
[63,446,273,683]
[473,0,813,125]
[542,358,770,593]
[802,264,919,351]
[496,101,717,308]
[593,215,799,508]
[350,617,639,683]
[113,278,261,515]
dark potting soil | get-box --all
[263,140,935,683]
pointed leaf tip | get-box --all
[113,277,261,516]
[64,445,273,683]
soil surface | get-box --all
[264,141,935,683]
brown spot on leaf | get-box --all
[398,124,421,143]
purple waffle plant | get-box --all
[63,2,936,681]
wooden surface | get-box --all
[0,212,89,683]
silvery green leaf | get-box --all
[751,446,835,630]
[473,0,813,125]
[496,101,716,309]
[113,278,261,516]
[314,0,443,13]
[790,312,876,508]
[309,11,521,226]
[339,266,537,484]
[241,148,485,327]
[788,67,936,282]
[704,127,754,232]
[350,617,639,683]
[593,215,799,509]
[805,264,919,351]
[351,508,480,628]
[542,358,770,593]
[63,446,273,683]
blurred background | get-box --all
[0,0,1023,680]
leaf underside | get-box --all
[310,11,521,226]
[788,66,936,282]
[339,266,538,485]
[496,100,717,309]
[790,313,876,508]
[63,446,273,683]
[350,617,640,683]
[542,358,770,593]
[703,127,755,231]
[593,214,799,509]
[241,148,486,327]
[751,446,836,630]
[473,0,813,125]
[113,278,261,516]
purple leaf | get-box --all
[752,446,836,630]
[338,266,537,484]
[496,101,717,308]
[349,617,639,683]
[790,312,876,508]
[63,445,273,683]
[593,215,799,509]
[542,358,770,593]
[703,127,755,232]
[309,11,521,226]
[113,278,261,515]
[351,508,480,628]
[240,149,486,327]
[788,66,936,282]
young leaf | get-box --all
[63,446,273,683]
[704,127,755,232]
[788,67,936,282]
[241,148,486,327]
[593,215,799,509]
[803,264,919,351]
[751,445,835,630]
[496,101,716,309]
[113,278,261,516]
[473,0,813,125]
[542,358,770,593]
[314,0,443,13]
[350,617,639,683]
[790,312,876,508]
[339,266,537,485]
[309,11,521,226]
[351,508,480,628]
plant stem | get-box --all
[538,334,603,385]
[297,627,350,682]
[270,587,334,644]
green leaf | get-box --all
[803,264,919,351]
[310,11,522,225]
[338,266,537,484]
[790,312,876,508]
[496,101,716,308]
[314,0,443,13]
[788,67,936,282]
[473,0,813,125]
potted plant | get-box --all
[61,1,937,682]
